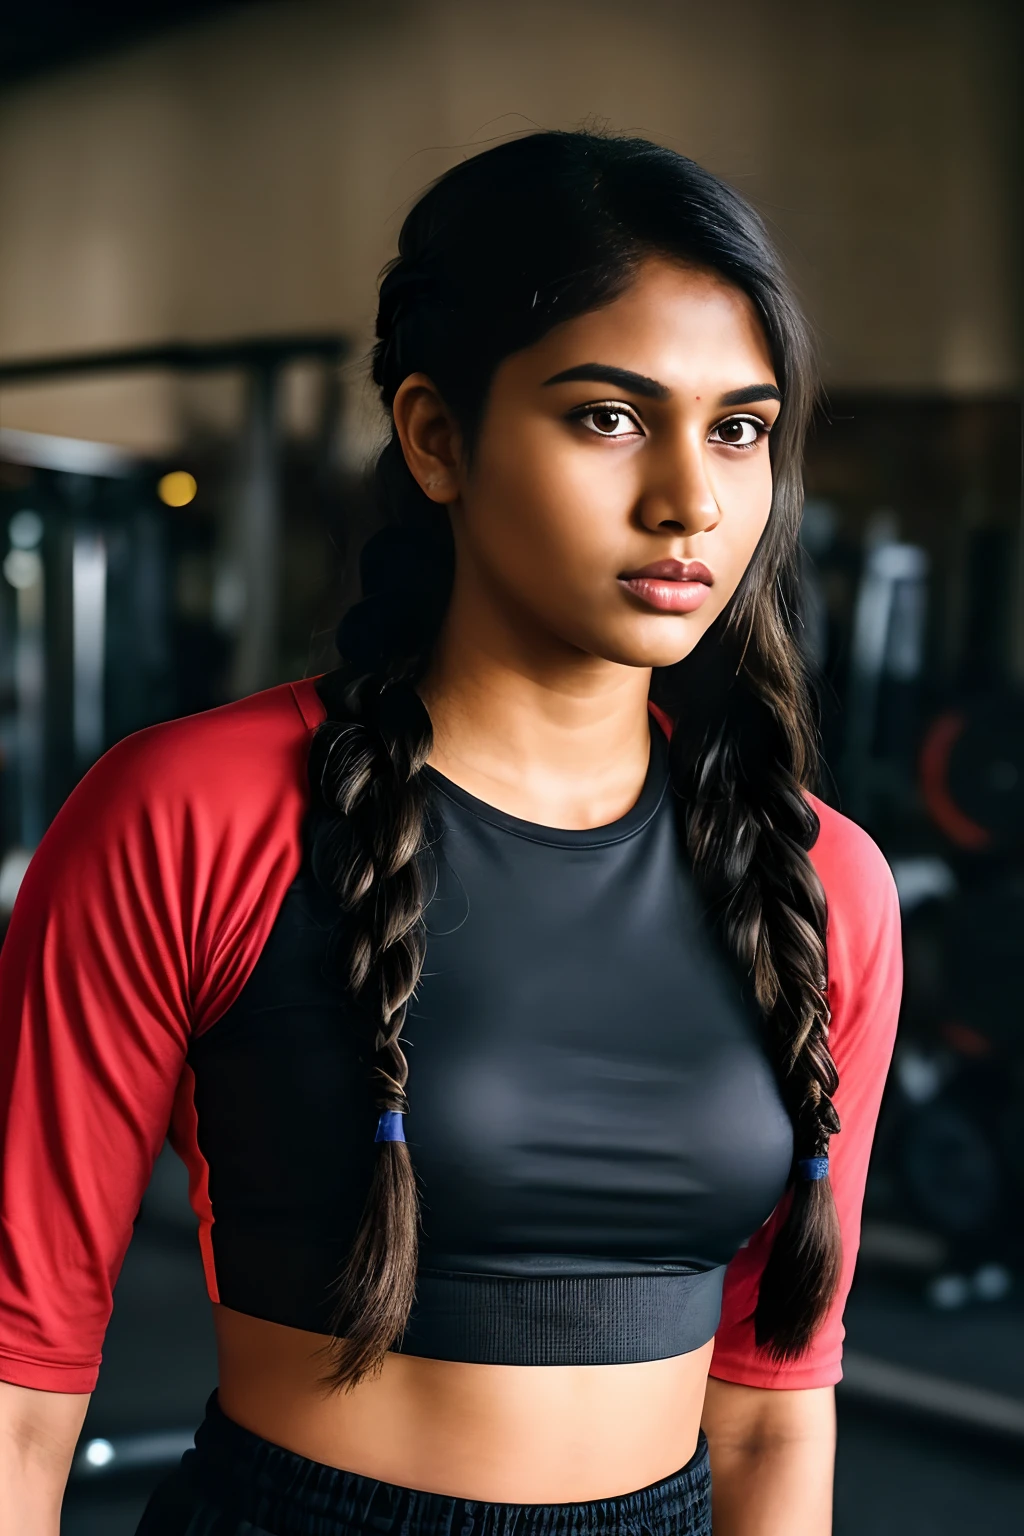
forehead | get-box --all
[501,257,776,395]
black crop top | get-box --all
[188,721,793,1365]
[1,675,903,1391]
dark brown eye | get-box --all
[574,404,641,438]
[710,416,762,447]
[592,410,622,433]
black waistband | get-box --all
[185,1391,711,1536]
[392,1266,726,1365]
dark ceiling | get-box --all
[0,2,256,86]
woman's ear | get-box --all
[391,372,463,505]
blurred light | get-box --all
[158,470,197,508]
[1,426,134,478]
[927,1274,971,1310]
[83,1438,116,1468]
[870,541,929,583]
[8,509,43,548]
[3,548,42,589]
[889,856,957,914]
[896,1047,943,1105]
[72,1429,194,1481]
[973,1263,1012,1302]
[0,847,32,917]
[72,533,107,766]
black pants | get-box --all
[135,1391,712,1535]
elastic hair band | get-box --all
[797,1156,829,1181]
[375,1110,406,1144]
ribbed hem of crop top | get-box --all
[0,676,903,1392]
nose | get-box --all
[637,432,719,537]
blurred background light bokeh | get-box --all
[1,3,1022,1532]
[157,470,197,507]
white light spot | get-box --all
[84,1438,116,1468]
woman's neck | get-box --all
[419,587,654,831]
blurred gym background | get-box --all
[0,3,1022,1531]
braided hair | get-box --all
[307,130,839,1391]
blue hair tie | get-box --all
[375,1110,406,1144]
[797,1156,829,1181]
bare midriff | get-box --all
[213,1305,713,1503]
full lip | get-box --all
[618,558,714,585]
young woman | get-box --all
[0,132,901,1536]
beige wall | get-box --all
[0,0,1019,453]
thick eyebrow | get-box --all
[542,366,782,409]
[718,384,782,407]
[541,364,670,400]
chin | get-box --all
[592,632,706,670]
[608,613,714,668]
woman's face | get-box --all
[406,257,781,671]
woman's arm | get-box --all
[703,807,900,1528]
[0,1380,89,1536]
[702,1377,835,1536]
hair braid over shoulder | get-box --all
[306,438,451,1391]
[662,592,842,1355]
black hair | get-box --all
[306,130,839,1392]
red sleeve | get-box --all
[0,682,316,1393]
[709,795,903,1389]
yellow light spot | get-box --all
[158,471,197,508]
